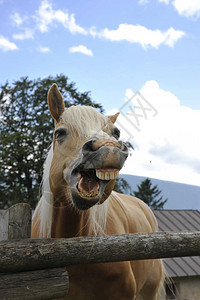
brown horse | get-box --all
[32,84,164,300]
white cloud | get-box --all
[13,28,34,40]
[38,46,50,53]
[158,0,200,18]
[10,12,27,27]
[172,0,200,18]
[0,35,18,52]
[113,81,200,186]
[158,0,170,4]
[9,0,87,46]
[91,24,185,48]
[36,0,87,34]
[69,45,93,56]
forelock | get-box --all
[60,106,108,137]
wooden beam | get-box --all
[0,268,68,300]
[0,231,199,273]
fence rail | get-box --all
[0,231,200,274]
[0,268,68,300]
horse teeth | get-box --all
[96,170,104,180]
[95,170,119,180]
[79,191,98,198]
[105,172,109,180]
[110,172,114,180]
[114,171,119,179]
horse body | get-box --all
[32,84,164,300]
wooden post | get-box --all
[0,204,69,300]
[0,203,32,241]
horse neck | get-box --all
[51,201,89,238]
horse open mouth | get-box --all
[76,168,119,199]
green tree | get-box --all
[133,178,167,209]
[114,178,133,195]
[0,74,103,209]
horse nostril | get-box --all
[82,139,97,154]
[119,141,129,154]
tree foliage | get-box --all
[0,75,103,209]
[133,178,167,209]
[114,178,133,195]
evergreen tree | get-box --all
[0,74,103,209]
[133,178,167,209]
[114,178,133,195]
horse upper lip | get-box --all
[92,139,122,150]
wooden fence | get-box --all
[0,204,68,300]
[0,203,199,299]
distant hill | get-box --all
[120,174,200,210]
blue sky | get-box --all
[0,0,200,110]
[1,0,200,187]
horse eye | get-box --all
[112,127,120,140]
[55,128,68,141]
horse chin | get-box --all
[70,180,109,210]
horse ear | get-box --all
[48,84,65,122]
[107,112,120,124]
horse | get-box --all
[31,84,165,300]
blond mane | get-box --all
[61,105,108,137]
[32,145,54,238]
[33,105,111,238]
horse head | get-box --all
[48,84,128,210]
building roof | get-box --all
[154,210,200,278]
